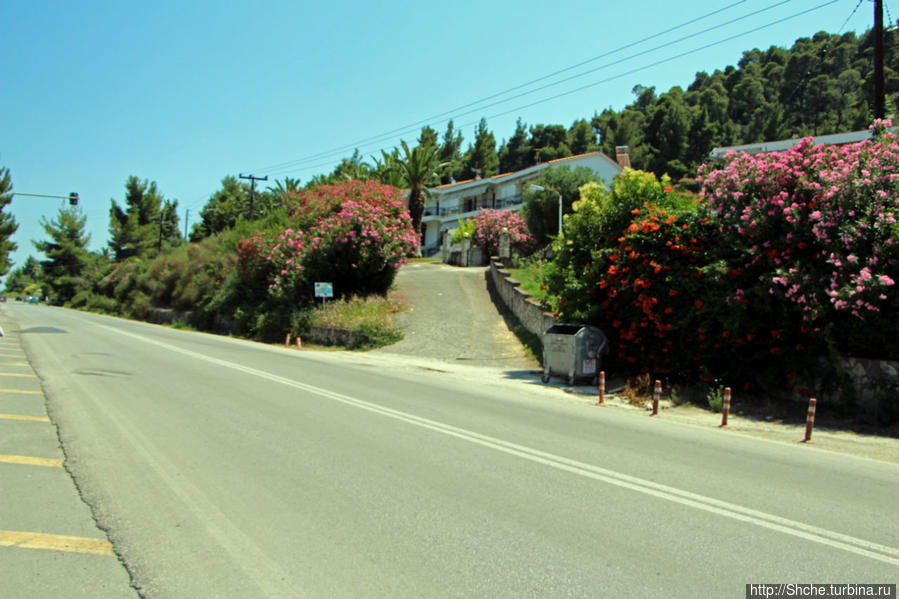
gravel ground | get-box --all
[363,261,898,464]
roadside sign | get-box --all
[314,282,334,299]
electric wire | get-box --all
[260,1,837,180]
[261,0,796,177]
[838,0,865,33]
[248,0,762,175]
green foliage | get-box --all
[438,120,465,184]
[109,176,180,260]
[522,165,603,247]
[392,140,445,243]
[309,295,404,350]
[543,172,704,342]
[4,256,41,294]
[567,118,599,155]
[33,206,91,303]
[331,149,373,182]
[508,257,552,306]
[498,118,532,174]
[190,176,251,241]
[706,384,725,412]
[529,123,570,163]
[450,218,474,244]
[0,162,18,278]
[461,118,499,180]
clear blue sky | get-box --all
[0,0,883,275]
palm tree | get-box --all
[370,149,405,188]
[392,140,444,253]
[268,176,302,203]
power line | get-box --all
[286,0,793,177]
[261,0,837,180]
[838,0,865,33]
[475,1,838,124]
[248,1,763,175]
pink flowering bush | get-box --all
[700,120,899,360]
[471,208,535,256]
[237,180,418,303]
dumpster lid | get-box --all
[544,323,584,335]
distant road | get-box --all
[8,303,898,598]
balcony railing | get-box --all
[425,194,523,217]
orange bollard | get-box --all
[802,397,817,443]
[296,337,302,349]
[285,333,291,347]
[651,380,660,416]
[597,371,606,406]
[720,387,731,427]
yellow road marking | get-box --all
[0,454,62,468]
[0,530,115,556]
[0,413,49,422]
[0,372,36,378]
[0,388,42,395]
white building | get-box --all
[421,151,624,254]
[709,127,898,158]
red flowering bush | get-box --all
[596,204,714,375]
[471,208,535,256]
[538,129,897,413]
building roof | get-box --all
[710,127,898,158]
[432,151,621,193]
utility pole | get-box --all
[239,174,268,220]
[184,208,189,239]
[875,0,885,119]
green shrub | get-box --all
[309,295,405,350]
[450,218,475,244]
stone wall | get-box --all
[146,308,192,326]
[488,258,555,338]
[833,357,898,424]
[308,326,364,348]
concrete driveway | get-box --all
[373,262,539,372]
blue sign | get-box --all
[314,282,334,298]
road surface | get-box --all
[2,303,897,598]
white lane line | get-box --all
[100,324,899,566]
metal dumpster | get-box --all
[541,324,608,386]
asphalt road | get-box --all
[4,303,898,598]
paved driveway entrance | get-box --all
[373,262,538,372]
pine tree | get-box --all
[33,206,90,302]
[461,118,499,180]
[109,176,168,260]
[438,121,465,184]
[498,118,532,173]
[0,162,19,278]
[191,176,249,241]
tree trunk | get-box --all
[408,187,424,256]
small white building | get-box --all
[421,151,624,255]
[709,127,898,158]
